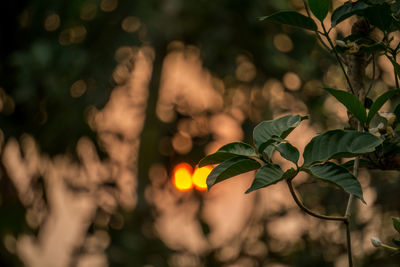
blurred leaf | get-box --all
[367,90,400,125]
[308,0,330,22]
[306,162,365,203]
[387,56,400,81]
[303,129,383,166]
[325,87,367,125]
[199,142,257,167]
[275,142,300,165]
[364,3,393,32]
[206,157,261,190]
[245,162,284,193]
[253,115,307,153]
[331,0,370,26]
[259,11,317,31]
[393,238,400,246]
[393,217,400,233]
[394,104,400,127]
[340,158,374,170]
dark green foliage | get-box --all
[274,142,300,165]
[245,163,284,193]
[303,130,383,166]
[325,88,367,126]
[199,142,258,167]
[259,11,317,31]
[367,90,400,125]
[308,0,330,22]
[253,115,307,153]
[305,162,365,203]
[331,1,370,26]
[206,157,261,190]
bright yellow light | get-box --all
[192,166,212,191]
[172,163,193,191]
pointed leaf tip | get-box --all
[259,11,317,31]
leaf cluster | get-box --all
[199,115,383,203]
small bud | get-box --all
[371,237,382,247]
[336,40,346,48]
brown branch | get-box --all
[286,179,347,222]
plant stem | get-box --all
[392,52,400,89]
[345,220,353,267]
[366,54,375,97]
[301,0,355,94]
[320,23,356,95]
[286,179,347,222]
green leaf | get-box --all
[253,115,307,153]
[245,162,284,193]
[308,0,330,22]
[325,88,367,126]
[387,56,400,81]
[331,1,370,26]
[367,90,400,125]
[259,11,317,31]
[199,142,258,167]
[393,217,400,233]
[275,142,300,165]
[263,146,276,160]
[364,3,393,32]
[394,104,400,127]
[303,129,383,166]
[306,162,365,203]
[206,157,261,190]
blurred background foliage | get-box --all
[0,0,399,266]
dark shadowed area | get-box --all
[0,0,399,266]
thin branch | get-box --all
[345,220,354,267]
[345,156,359,218]
[301,0,355,94]
[320,22,356,95]
[393,52,400,89]
[286,179,347,222]
[344,123,362,266]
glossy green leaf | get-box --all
[308,0,330,22]
[206,157,261,190]
[367,90,400,125]
[259,11,317,31]
[307,162,365,203]
[253,115,307,153]
[303,129,383,166]
[325,87,367,125]
[263,146,276,161]
[331,1,370,26]
[199,142,258,167]
[245,162,284,193]
[393,217,400,233]
[275,142,300,165]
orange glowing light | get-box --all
[172,163,193,191]
[172,163,213,192]
[192,166,212,190]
